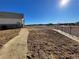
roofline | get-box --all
[0,12,24,19]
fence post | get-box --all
[70,25,71,34]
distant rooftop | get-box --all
[0,12,24,19]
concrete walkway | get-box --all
[53,29,79,43]
[0,28,29,59]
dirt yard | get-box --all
[0,26,79,59]
[27,27,79,59]
[0,28,20,48]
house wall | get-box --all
[0,18,23,29]
[0,18,20,24]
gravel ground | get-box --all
[27,28,79,59]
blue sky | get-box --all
[0,0,79,24]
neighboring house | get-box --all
[0,12,24,29]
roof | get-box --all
[0,12,24,19]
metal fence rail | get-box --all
[54,25,79,37]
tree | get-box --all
[76,22,79,25]
[47,23,53,26]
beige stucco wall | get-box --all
[0,18,22,24]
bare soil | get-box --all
[27,28,79,59]
[0,28,20,48]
